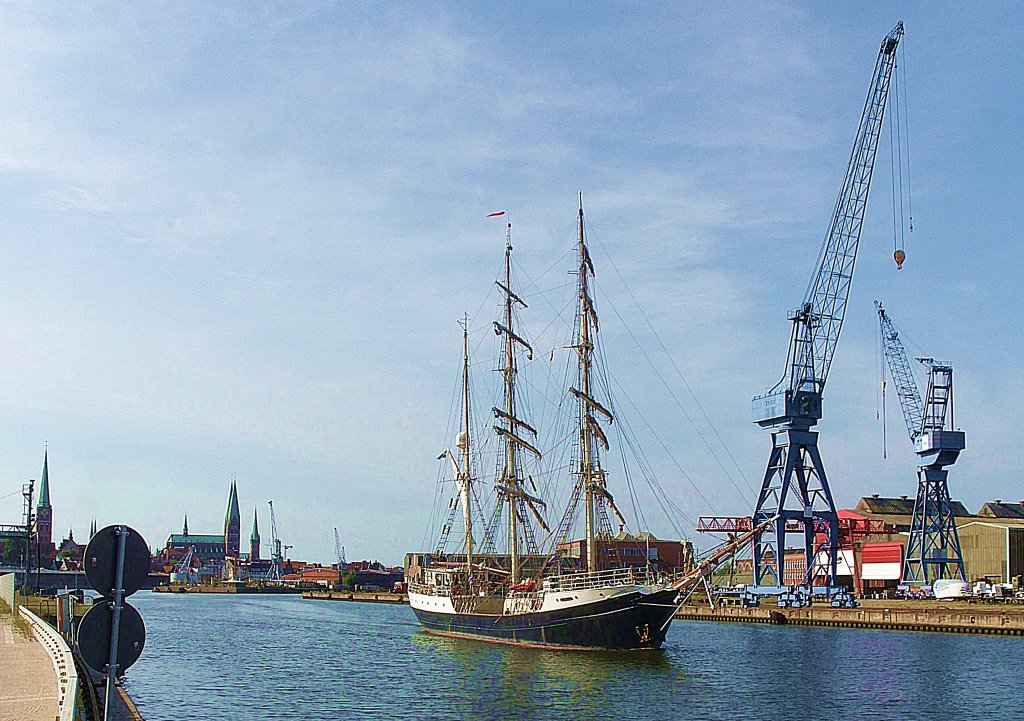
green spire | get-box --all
[183,514,189,535]
[250,507,260,542]
[38,449,51,509]
[225,480,240,527]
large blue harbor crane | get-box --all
[876,301,966,585]
[750,22,903,602]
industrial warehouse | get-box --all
[699,495,1024,599]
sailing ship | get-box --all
[408,199,682,650]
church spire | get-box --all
[38,448,51,509]
[225,481,240,527]
[183,514,189,535]
[249,506,261,562]
[224,478,241,558]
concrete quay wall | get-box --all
[675,602,1024,636]
[303,590,407,604]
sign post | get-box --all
[80,524,148,721]
[103,527,127,721]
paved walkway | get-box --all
[0,609,59,721]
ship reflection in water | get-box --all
[413,630,683,717]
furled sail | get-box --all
[492,407,537,437]
[570,386,613,423]
[493,425,542,460]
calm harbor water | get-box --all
[127,593,1019,721]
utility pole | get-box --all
[22,479,34,595]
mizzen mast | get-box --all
[572,196,622,573]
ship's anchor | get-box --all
[636,624,650,644]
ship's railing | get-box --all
[407,581,449,597]
[541,566,642,592]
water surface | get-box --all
[126,593,1019,720]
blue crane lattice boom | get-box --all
[876,301,925,440]
[750,22,903,595]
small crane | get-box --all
[265,500,284,583]
[173,547,195,580]
[334,527,347,586]
[876,302,966,585]
[750,22,904,597]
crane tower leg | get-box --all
[752,428,839,591]
[903,467,966,585]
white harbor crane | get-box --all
[265,500,284,583]
[334,527,347,587]
[334,527,346,570]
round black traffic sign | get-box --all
[85,525,150,598]
[77,600,146,675]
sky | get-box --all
[0,2,1021,566]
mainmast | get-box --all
[491,219,543,585]
[502,228,520,583]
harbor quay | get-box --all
[674,598,1024,637]
[0,590,143,721]
[0,600,58,721]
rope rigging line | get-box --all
[585,220,756,495]
[597,283,755,505]
[900,37,914,233]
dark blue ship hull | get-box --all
[412,587,680,650]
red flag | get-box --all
[486,211,506,217]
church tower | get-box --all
[249,507,260,562]
[35,449,56,568]
[224,480,241,558]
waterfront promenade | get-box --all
[0,609,59,721]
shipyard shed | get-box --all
[977,500,1024,520]
[957,520,1024,584]
[853,494,973,532]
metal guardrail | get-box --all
[19,604,78,721]
[413,566,649,597]
[542,566,641,592]
[407,582,440,596]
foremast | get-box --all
[571,196,623,574]
[492,220,545,585]
[438,315,476,573]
